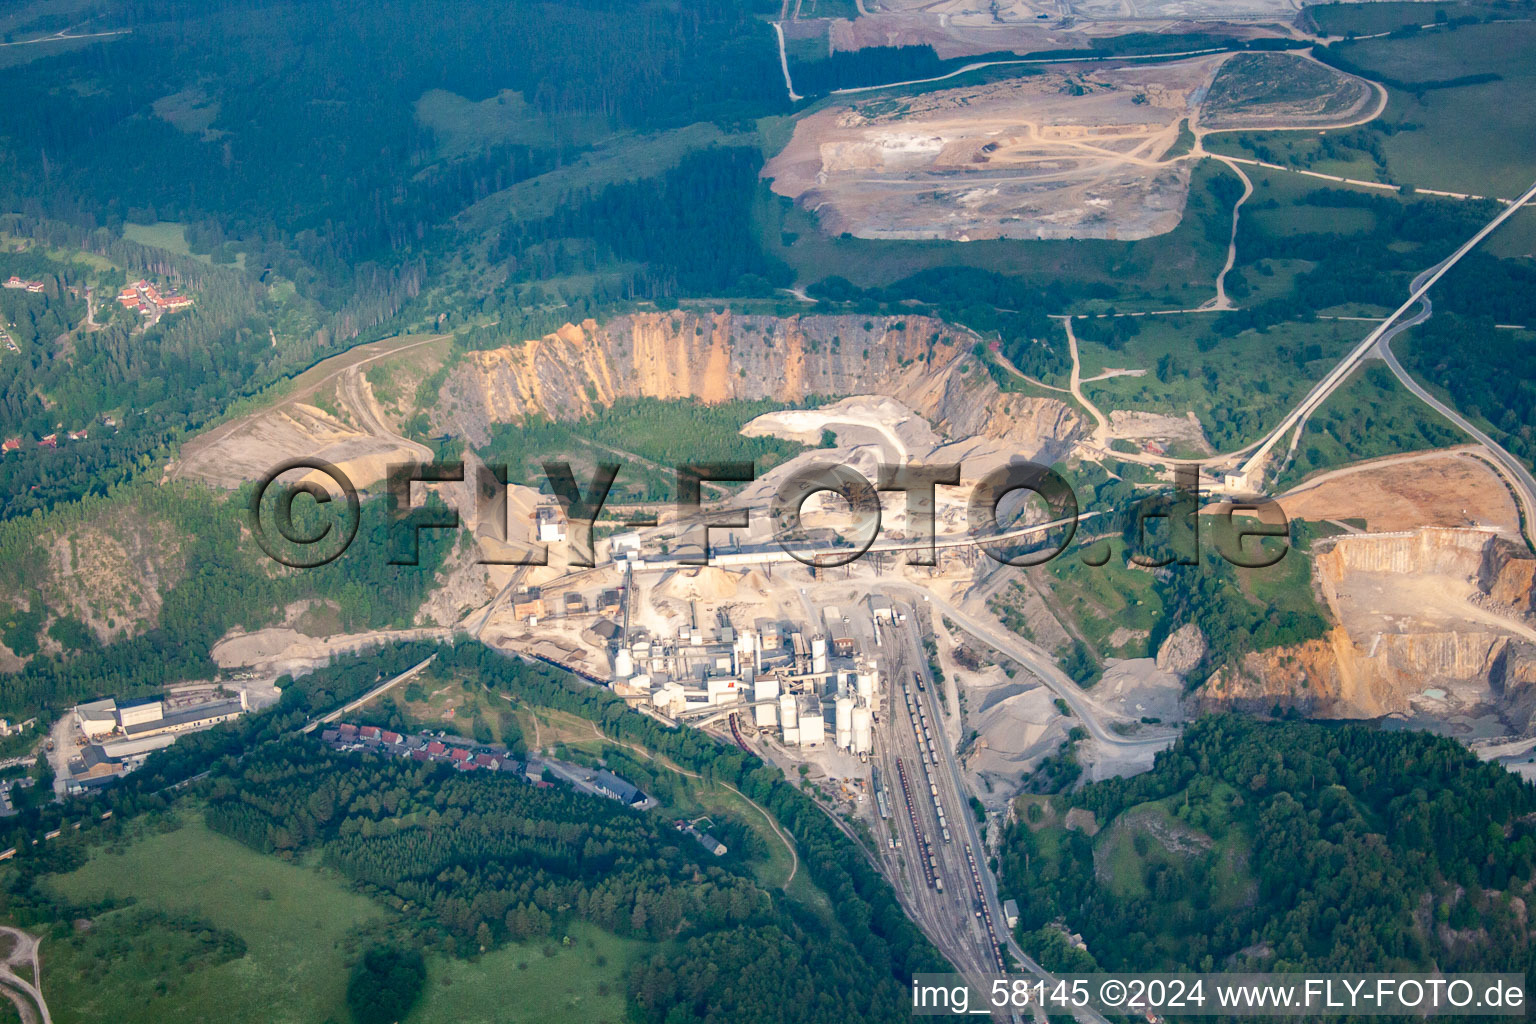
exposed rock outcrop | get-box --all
[1203,627,1509,719]
[1155,623,1206,677]
[438,312,1080,454]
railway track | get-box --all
[727,713,750,753]
[895,756,942,892]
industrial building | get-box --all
[617,607,881,756]
[65,690,250,794]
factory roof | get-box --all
[122,698,242,736]
[592,769,644,805]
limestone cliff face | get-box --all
[1493,641,1536,734]
[1314,527,1493,577]
[1198,528,1536,722]
[1202,628,1508,719]
[1484,539,1536,616]
[438,312,1080,451]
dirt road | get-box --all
[0,926,50,1024]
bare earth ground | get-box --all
[169,333,447,490]
[766,59,1225,240]
[1107,410,1213,451]
[765,52,1370,241]
[1272,448,1521,534]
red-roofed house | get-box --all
[449,748,470,762]
[473,753,498,768]
[360,725,382,740]
[381,731,402,745]
[410,749,429,761]
[1,439,19,455]
[426,740,447,756]
[338,723,358,738]
[38,434,56,449]
[454,760,475,771]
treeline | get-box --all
[1400,313,1536,471]
[790,44,968,96]
[0,482,452,716]
[809,267,1087,380]
[479,396,806,500]
[1001,715,1536,975]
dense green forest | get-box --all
[1235,188,1498,314]
[1400,313,1536,471]
[0,0,789,517]
[0,640,945,1024]
[1000,715,1536,976]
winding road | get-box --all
[0,927,49,1024]
[1236,176,1536,492]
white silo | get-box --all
[852,706,873,754]
[835,695,855,750]
[613,647,633,680]
[755,675,780,728]
[856,670,876,704]
[778,692,799,732]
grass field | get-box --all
[408,923,645,1024]
[1077,315,1360,451]
[38,807,654,1024]
[1042,554,1165,660]
[42,812,386,1024]
[1094,790,1252,915]
[1211,23,1536,200]
[1357,22,1536,200]
[122,221,246,268]
[1273,363,1462,489]
[457,122,731,229]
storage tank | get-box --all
[754,675,780,728]
[856,671,876,704]
[612,647,633,680]
[835,696,855,750]
[852,706,873,754]
[778,692,799,732]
